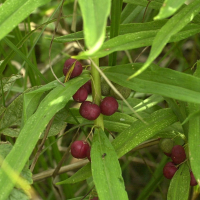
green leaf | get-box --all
[57,163,92,185]
[0,0,51,41]
[167,163,190,200]
[7,188,30,200]
[0,75,22,95]
[75,23,200,59]
[155,0,186,20]
[91,128,128,200]
[112,108,177,158]
[129,0,200,78]
[53,20,168,43]
[104,63,200,104]
[78,0,111,54]
[0,76,89,200]
[188,63,200,185]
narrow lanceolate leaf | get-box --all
[0,0,51,41]
[112,108,177,158]
[92,128,128,200]
[57,163,92,185]
[78,0,111,54]
[104,63,200,104]
[0,76,89,200]
[188,63,200,186]
[167,163,190,200]
[155,0,186,20]
[128,0,200,79]
[75,24,200,59]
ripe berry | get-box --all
[86,146,91,162]
[190,171,198,186]
[63,58,83,78]
[73,87,88,102]
[79,101,101,120]
[91,197,98,200]
[163,162,177,179]
[110,83,131,100]
[100,97,118,116]
[71,140,90,159]
[159,138,174,154]
[81,80,92,94]
[171,145,186,164]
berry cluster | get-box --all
[63,58,119,121]
[159,139,197,186]
[64,58,119,162]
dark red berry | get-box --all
[79,101,101,120]
[91,197,98,200]
[63,58,83,78]
[73,87,88,102]
[71,140,90,159]
[86,146,91,162]
[163,162,177,179]
[100,96,118,116]
[81,80,92,94]
[171,145,186,164]
[190,171,198,186]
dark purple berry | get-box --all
[73,87,88,102]
[71,140,90,159]
[63,58,83,78]
[163,162,177,179]
[171,145,186,164]
[81,80,92,94]
[100,97,118,116]
[190,171,198,186]
[79,101,101,120]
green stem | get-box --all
[91,58,104,130]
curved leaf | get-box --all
[92,128,128,200]
[129,0,200,78]
[155,0,186,20]
[0,0,51,41]
[0,76,89,200]
[78,0,111,54]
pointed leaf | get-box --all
[78,0,111,54]
[92,128,128,200]
[129,0,200,78]
[167,163,190,200]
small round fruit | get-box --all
[171,145,186,164]
[110,83,131,100]
[63,58,83,78]
[100,97,118,116]
[86,146,91,162]
[190,171,198,186]
[71,140,90,159]
[73,87,88,102]
[163,162,177,179]
[159,138,174,154]
[101,77,110,96]
[91,197,98,200]
[79,101,101,120]
[81,80,92,94]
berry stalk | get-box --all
[91,58,104,130]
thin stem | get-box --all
[91,58,104,130]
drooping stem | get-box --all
[91,57,104,130]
